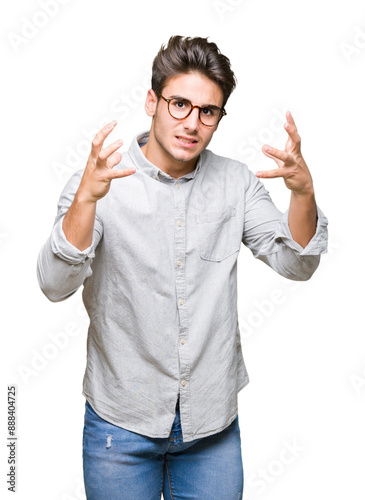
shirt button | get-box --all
[177,220,182,227]
[181,380,187,387]
[177,260,182,267]
[153,174,157,179]
[180,339,185,345]
[178,299,184,306]
[175,183,180,189]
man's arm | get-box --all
[241,111,328,280]
[37,120,136,301]
[288,189,317,248]
[241,169,328,282]
[36,171,102,302]
[255,111,319,250]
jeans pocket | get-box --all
[196,205,240,262]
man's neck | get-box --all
[140,135,198,180]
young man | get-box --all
[37,36,328,499]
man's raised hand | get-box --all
[255,111,314,196]
[78,120,136,203]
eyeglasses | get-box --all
[155,92,226,127]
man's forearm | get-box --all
[62,192,97,251]
[288,189,317,249]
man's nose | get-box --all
[183,107,200,130]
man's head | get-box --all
[142,36,236,177]
[151,35,237,110]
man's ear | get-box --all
[145,89,158,117]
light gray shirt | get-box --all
[37,130,329,442]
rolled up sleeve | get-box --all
[242,169,329,281]
[37,169,103,302]
[51,212,101,264]
[274,205,328,256]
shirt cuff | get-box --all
[50,215,98,264]
[275,205,329,256]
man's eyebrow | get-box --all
[168,95,190,100]
[168,95,221,108]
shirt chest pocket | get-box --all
[195,205,240,262]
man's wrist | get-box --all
[74,188,98,206]
[291,184,315,199]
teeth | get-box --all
[178,137,195,144]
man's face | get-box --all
[147,72,224,169]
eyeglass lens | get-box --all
[169,98,221,126]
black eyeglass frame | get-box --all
[155,91,227,127]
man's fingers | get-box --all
[109,165,136,179]
[284,111,301,150]
[255,167,294,179]
[262,146,290,163]
[105,151,136,178]
[98,139,123,164]
[90,120,117,160]
[285,122,301,146]
[286,111,298,132]
[106,151,122,169]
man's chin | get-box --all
[170,147,202,163]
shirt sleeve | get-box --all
[37,169,103,302]
[242,167,328,281]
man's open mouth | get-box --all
[176,136,198,144]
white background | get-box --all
[1,0,364,498]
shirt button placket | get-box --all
[173,180,192,439]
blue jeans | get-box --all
[82,398,244,499]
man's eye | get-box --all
[173,100,187,109]
[202,107,213,116]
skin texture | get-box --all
[62,73,317,252]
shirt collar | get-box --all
[128,130,203,182]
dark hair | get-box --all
[151,35,237,108]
